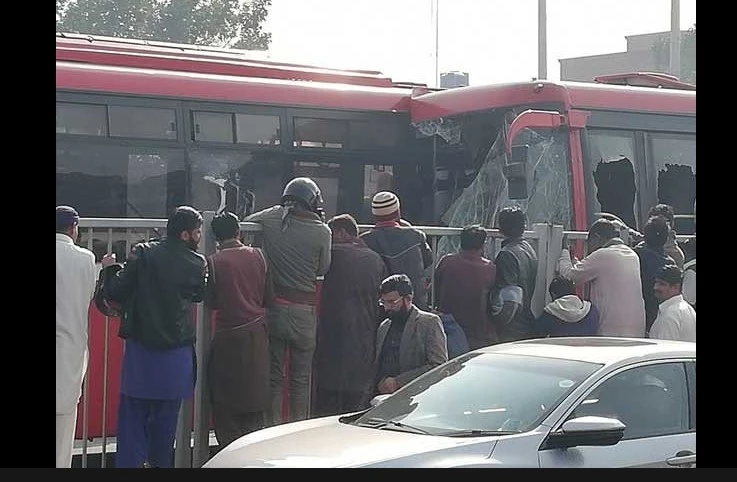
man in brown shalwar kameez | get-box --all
[205,212,270,449]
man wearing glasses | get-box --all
[368,274,448,400]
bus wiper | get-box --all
[438,429,521,438]
[358,417,433,435]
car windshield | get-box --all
[353,353,602,436]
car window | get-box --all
[354,353,601,435]
[568,362,689,440]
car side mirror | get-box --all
[541,416,626,450]
[506,145,529,200]
[370,394,391,408]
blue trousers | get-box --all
[116,394,182,468]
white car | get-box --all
[203,337,696,468]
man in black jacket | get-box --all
[100,206,207,468]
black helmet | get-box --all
[281,177,323,211]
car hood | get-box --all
[203,415,498,468]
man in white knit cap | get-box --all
[361,191,433,310]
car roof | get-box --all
[474,337,695,365]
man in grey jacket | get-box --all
[369,274,448,400]
[246,177,332,424]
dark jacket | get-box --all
[435,251,497,349]
[491,237,538,342]
[105,238,207,350]
[533,295,600,338]
[361,225,433,309]
[316,238,387,393]
[633,242,676,331]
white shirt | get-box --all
[558,243,646,338]
[682,259,696,306]
[56,233,96,414]
[649,294,696,342]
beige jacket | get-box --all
[374,306,449,388]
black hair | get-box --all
[497,207,526,238]
[643,216,669,249]
[549,276,576,299]
[211,211,240,242]
[166,206,203,238]
[656,264,683,287]
[380,274,414,297]
[588,218,618,241]
[460,224,487,251]
[648,204,675,226]
[328,213,359,238]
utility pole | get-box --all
[669,0,681,78]
[538,0,547,80]
[434,0,440,87]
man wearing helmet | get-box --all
[245,177,332,425]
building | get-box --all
[559,31,687,83]
[440,71,469,89]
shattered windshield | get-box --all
[415,109,573,260]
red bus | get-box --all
[56,33,696,442]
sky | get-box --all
[262,0,696,86]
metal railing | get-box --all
[72,215,694,467]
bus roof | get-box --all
[56,61,414,113]
[56,33,427,89]
[410,79,696,123]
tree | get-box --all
[652,23,696,85]
[56,0,272,50]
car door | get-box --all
[538,360,695,468]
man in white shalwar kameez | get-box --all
[56,206,96,468]
[558,219,646,338]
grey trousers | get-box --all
[267,303,317,425]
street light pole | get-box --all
[434,0,440,87]
[670,0,681,78]
[538,0,547,80]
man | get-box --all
[558,218,646,338]
[56,206,96,468]
[649,265,696,342]
[648,204,685,269]
[205,212,269,449]
[315,214,387,416]
[370,274,448,398]
[245,177,331,424]
[633,216,676,332]
[361,191,433,310]
[682,238,696,310]
[532,277,600,338]
[100,206,207,468]
[435,224,497,349]
[489,207,538,342]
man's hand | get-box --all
[378,377,400,394]
[101,253,117,268]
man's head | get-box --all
[460,224,487,253]
[328,214,359,243]
[654,264,683,303]
[167,206,203,251]
[497,207,526,239]
[586,218,619,253]
[379,274,414,320]
[648,204,676,228]
[548,276,576,300]
[643,215,670,249]
[56,205,80,240]
[281,177,324,212]
[372,191,401,223]
[211,211,240,244]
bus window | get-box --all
[585,130,639,230]
[293,118,348,149]
[188,148,288,219]
[193,111,234,143]
[648,133,696,234]
[109,105,177,140]
[235,114,281,146]
[56,143,185,219]
[56,102,107,136]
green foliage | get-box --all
[56,0,272,50]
